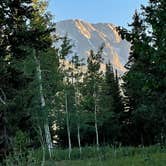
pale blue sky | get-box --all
[48,0,148,28]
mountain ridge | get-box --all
[56,19,130,73]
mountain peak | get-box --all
[57,19,116,26]
[56,19,130,73]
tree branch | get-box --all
[0,88,7,105]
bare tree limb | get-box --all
[0,88,6,105]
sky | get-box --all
[48,0,148,28]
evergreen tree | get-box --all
[99,63,124,145]
[0,0,37,159]
[141,0,166,144]
[118,11,155,145]
[0,0,60,160]
[118,1,166,145]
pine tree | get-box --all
[99,63,124,145]
[117,11,150,145]
[117,1,166,145]
[0,0,37,159]
[141,0,166,144]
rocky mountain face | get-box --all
[56,19,130,73]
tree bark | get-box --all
[94,100,99,151]
[34,50,53,157]
[65,92,72,160]
[94,85,99,152]
[75,87,82,156]
[77,124,82,155]
[0,88,6,105]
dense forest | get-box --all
[0,0,165,164]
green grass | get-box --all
[54,153,166,166]
[37,145,166,166]
[4,145,166,166]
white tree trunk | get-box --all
[0,97,6,105]
[0,88,6,105]
[75,87,82,156]
[77,124,82,155]
[94,85,99,152]
[34,51,53,157]
[94,101,99,151]
[65,93,72,159]
[38,126,46,166]
[0,89,8,151]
